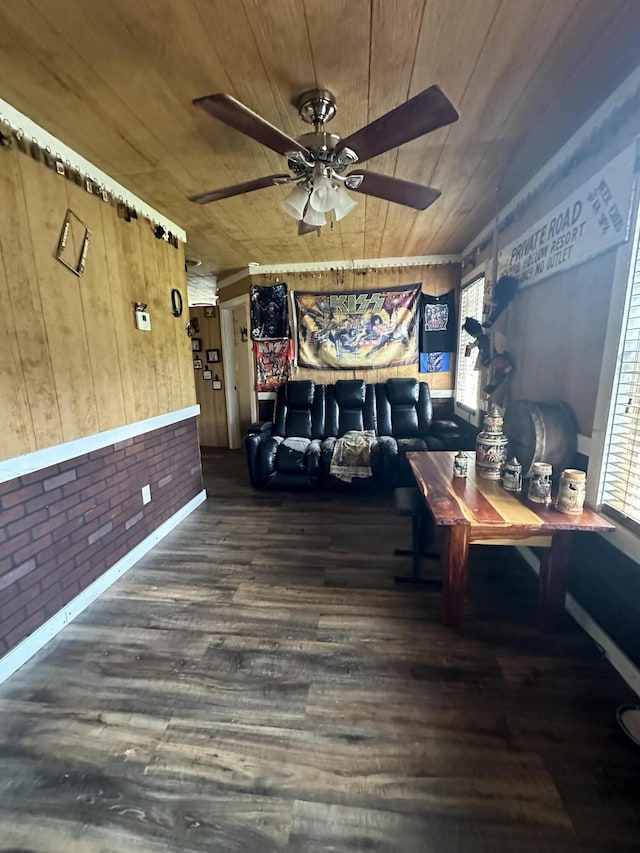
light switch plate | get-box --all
[135,311,151,331]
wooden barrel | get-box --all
[503,400,578,478]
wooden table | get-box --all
[407,451,615,629]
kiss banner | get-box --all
[254,339,290,391]
[293,284,420,370]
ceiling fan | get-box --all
[189,86,459,234]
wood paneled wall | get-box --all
[189,306,228,447]
[250,264,460,388]
[0,146,195,463]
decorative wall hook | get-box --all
[170,288,183,317]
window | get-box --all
[599,206,640,527]
[455,275,485,416]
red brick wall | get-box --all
[0,418,203,657]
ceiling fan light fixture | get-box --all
[333,185,358,221]
[308,175,338,213]
[302,202,327,227]
[281,183,310,219]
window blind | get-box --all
[456,275,485,412]
[600,209,640,526]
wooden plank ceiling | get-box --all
[0,0,638,276]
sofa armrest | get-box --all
[429,418,462,440]
[246,421,273,437]
[428,418,477,451]
[245,423,275,489]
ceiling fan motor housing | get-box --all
[296,89,337,127]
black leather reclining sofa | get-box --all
[245,377,468,490]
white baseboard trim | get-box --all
[517,545,640,697]
[0,489,207,686]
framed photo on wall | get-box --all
[206,348,220,363]
[193,358,203,369]
[191,338,202,352]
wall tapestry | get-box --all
[294,284,420,370]
[420,290,456,353]
[254,339,291,391]
[250,283,289,340]
[419,352,451,373]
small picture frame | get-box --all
[193,358,203,369]
[191,338,202,352]
[56,208,91,277]
[204,306,216,318]
[206,348,220,363]
[212,378,222,390]
[203,369,212,380]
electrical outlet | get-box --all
[141,484,151,505]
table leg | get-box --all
[537,530,573,630]
[441,525,471,627]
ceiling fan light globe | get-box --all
[309,175,338,213]
[302,204,327,227]
[281,184,309,219]
[333,186,358,221]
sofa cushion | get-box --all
[274,380,317,439]
[387,378,419,405]
[326,380,377,436]
[335,379,366,407]
[287,380,315,407]
[277,437,311,474]
[386,379,432,438]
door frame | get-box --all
[220,294,257,449]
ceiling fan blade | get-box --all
[298,220,321,236]
[337,85,458,163]
[194,93,309,157]
[188,174,291,205]
[347,171,441,210]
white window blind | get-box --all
[456,275,485,413]
[600,207,640,526]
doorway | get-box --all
[220,294,257,449]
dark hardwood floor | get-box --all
[0,449,639,852]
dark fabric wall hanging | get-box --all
[420,289,456,353]
[250,283,289,340]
